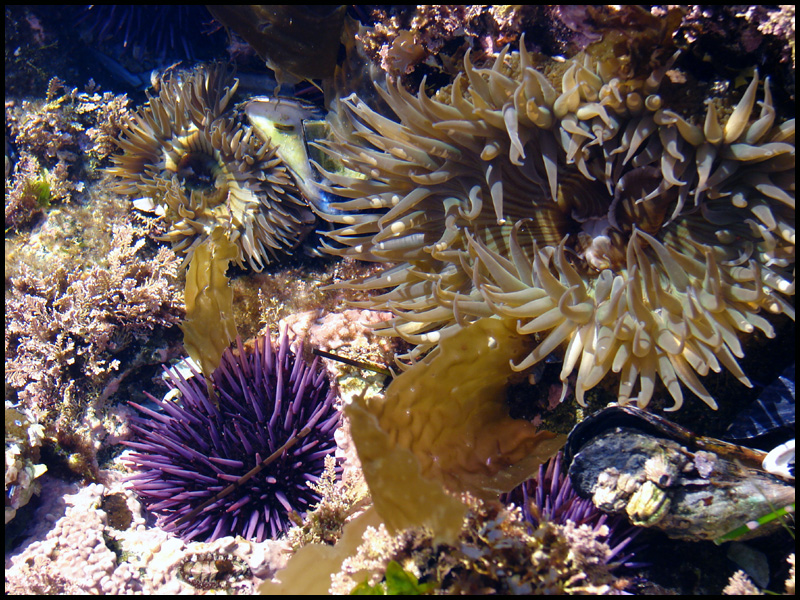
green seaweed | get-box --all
[351,561,437,595]
[23,174,51,207]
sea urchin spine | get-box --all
[503,452,643,569]
[124,331,340,542]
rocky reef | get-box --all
[5,5,794,596]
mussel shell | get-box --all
[565,406,795,541]
[725,363,795,443]
[564,405,768,470]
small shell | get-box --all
[762,439,795,480]
[177,551,251,590]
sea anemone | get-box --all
[124,331,340,542]
[108,64,315,270]
[316,43,795,410]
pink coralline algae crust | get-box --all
[6,481,143,594]
[5,474,290,594]
[281,309,398,379]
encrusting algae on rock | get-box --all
[266,496,625,595]
[331,496,624,595]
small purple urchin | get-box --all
[124,331,340,542]
[503,452,645,570]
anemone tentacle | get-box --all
[108,64,315,270]
[317,44,795,410]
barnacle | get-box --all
[107,64,315,270]
[317,43,795,411]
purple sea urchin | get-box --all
[124,331,340,542]
[78,6,224,61]
[107,64,315,270]
[503,452,642,569]
[317,43,795,410]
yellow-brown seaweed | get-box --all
[207,5,347,84]
[180,228,238,382]
[346,317,565,541]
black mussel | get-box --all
[725,364,795,445]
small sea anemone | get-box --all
[317,43,795,410]
[124,331,340,542]
[107,64,315,270]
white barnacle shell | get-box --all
[762,438,795,480]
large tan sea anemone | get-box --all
[108,64,315,270]
[317,44,795,410]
